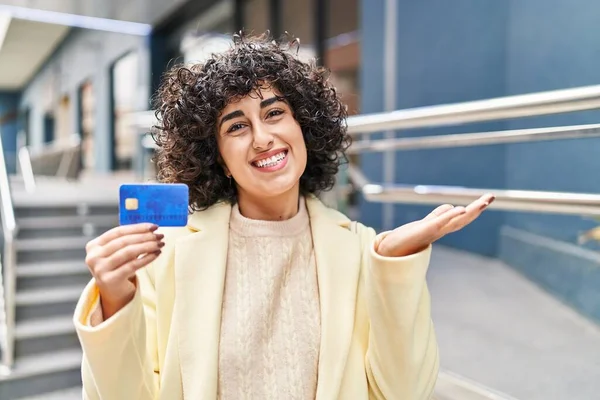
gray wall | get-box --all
[20,28,150,172]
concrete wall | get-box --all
[19,28,150,172]
[360,0,600,321]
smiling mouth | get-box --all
[251,150,288,168]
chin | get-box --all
[247,177,301,201]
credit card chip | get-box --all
[125,198,139,210]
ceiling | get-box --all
[0,0,192,90]
[0,0,190,25]
[0,18,69,90]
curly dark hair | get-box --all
[152,32,351,211]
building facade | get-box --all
[1,0,599,320]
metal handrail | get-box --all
[17,147,35,193]
[347,165,600,216]
[17,134,83,193]
[126,84,600,218]
[0,127,17,372]
[128,84,600,148]
[128,84,600,137]
[348,123,600,153]
[347,84,600,135]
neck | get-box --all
[236,186,301,221]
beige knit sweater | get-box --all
[217,199,321,400]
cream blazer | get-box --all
[73,196,438,399]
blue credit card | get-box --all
[119,183,189,227]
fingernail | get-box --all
[488,195,496,204]
[155,233,165,240]
[149,225,158,232]
[153,250,162,255]
[158,241,165,248]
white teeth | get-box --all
[255,152,286,168]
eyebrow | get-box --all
[219,96,286,130]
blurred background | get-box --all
[0,0,599,399]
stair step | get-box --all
[13,193,118,208]
[16,286,82,306]
[0,349,82,399]
[14,316,78,360]
[17,216,117,240]
[17,262,86,277]
[16,286,82,322]
[17,386,82,400]
[434,371,519,400]
[0,348,81,380]
[14,204,117,220]
[17,215,117,230]
[16,237,90,251]
[15,316,75,339]
[16,262,90,291]
[17,263,91,292]
[16,238,88,264]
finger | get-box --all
[444,194,495,233]
[102,241,165,272]
[100,232,164,258]
[424,204,454,220]
[429,206,467,230]
[107,250,161,282]
[85,232,163,269]
[443,211,479,234]
[465,193,495,213]
[90,223,158,249]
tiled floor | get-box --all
[429,245,600,400]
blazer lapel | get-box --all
[174,203,231,399]
[307,197,362,400]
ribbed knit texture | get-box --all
[217,199,321,400]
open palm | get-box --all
[376,194,495,258]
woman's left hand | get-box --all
[376,193,495,258]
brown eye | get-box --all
[227,123,245,133]
[266,109,284,118]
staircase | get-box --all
[0,178,119,399]
[0,177,533,400]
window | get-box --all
[243,0,270,35]
[111,52,139,170]
[79,81,95,170]
[326,0,360,114]
[56,94,72,143]
[281,0,314,45]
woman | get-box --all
[74,34,494,400]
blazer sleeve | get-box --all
[360,227,439,400]
[73,260,160,400]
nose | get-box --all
[252,122,274,151]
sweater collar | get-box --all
[186,195,351,232]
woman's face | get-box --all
[216,86,307,202]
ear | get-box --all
[217,154,231,177]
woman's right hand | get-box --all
[85,223,165,320]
